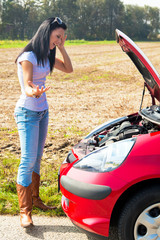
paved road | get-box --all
[0,215,118,240]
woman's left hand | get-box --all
[57,35,67,50]
[54,34,73,73]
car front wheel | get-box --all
[118,185,160,240]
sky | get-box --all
[121,0,160,8]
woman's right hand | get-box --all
[21,60,50,98]
[28,81,50,98]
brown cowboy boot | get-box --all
[16,183,33,228]
[32,171,56,211]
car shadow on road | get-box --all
[25,224,89,239]
[24,222,116,240]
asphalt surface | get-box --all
[0,215,118,240]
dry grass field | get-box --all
[0,42,160,163]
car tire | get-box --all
[118,185,160,240]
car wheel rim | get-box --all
[134,203,160,239]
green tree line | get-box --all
[0,0,160,40]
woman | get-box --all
[14,17,73,228]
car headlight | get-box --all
[73,138,136,172]
[62,151,77,164]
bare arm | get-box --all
[21,61,50,97]
[54,35,73,73]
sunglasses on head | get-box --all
[52,17,63,25]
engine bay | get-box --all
[92,106,160,147]
[72,105,160,159]
[95,117,155,147]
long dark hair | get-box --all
[15,17,67,72]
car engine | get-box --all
[68,105,160,162]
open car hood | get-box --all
[116,29,160,102]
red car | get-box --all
[59,29,160,240]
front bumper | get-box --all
[60,174,113,237]
[60,166,128,237]
[72,219,108,240]
[61,175,112,200]
[61,194,110,237]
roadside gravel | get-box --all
[0,215,118,240]
[0,215,89,240]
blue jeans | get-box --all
[14,107,49,187]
